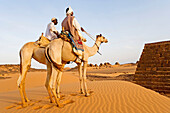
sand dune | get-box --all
[0,65,169,113]
[0,80,169,113]
[0,72,79,93]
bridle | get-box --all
[95,41,102,55]
[84,31,102,55]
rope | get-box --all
[83,30,102,55]
[83,31,96,41]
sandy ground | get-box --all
[0,66,170,113]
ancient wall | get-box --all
[134,40,170,96]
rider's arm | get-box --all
[73,18,86,42]
[73,18,81,31]
[53,31,59,37]
[50,23,59,37]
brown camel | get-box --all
[45,34,108,105]
[17,33,52,107]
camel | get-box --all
[45,34,108,105]
[17,33,108,107]
[17,33,51,107]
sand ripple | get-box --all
[1,81,170,113]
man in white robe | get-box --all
[45,18,59,41]
[65,6,86,42]
[62,6,86,63]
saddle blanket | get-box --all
[61,31,84,51]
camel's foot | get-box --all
[22,102,28,108]
[50,99,55,103]
[85,93,90,97]
[25,98,30,103]
[57,94,60,99]
[57,102,64,108]
[80,91,84,94]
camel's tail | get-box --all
[19,50,22,74]
[45,46,63,71]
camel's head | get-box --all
[96,34,108,43]
[36,33,50,46]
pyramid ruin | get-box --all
[134,40,170,96]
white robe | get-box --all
[45,22,58,40]
[73,18,83,39]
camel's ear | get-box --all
[41,32,44,36]
[100,34,102,37]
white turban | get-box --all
[66,6,73,15]
[51,17,56,21]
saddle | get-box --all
[35,33,50,48]
[35,32,84,63]
[35,32,83,57]
[35,32,72,48]
[59,31,71,43]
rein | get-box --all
[95,42,102,55]
[83,31,102,55]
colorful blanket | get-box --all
[61,31,84,51]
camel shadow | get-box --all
[4,90,94,110]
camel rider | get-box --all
[45,18,60,41]
[62,6,86,62]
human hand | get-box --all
[81,27,85,32]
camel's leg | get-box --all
[49,65,62,107]
[17,50,32,107]
[83,61,90,97]
[56,71,62,98]
[78,63,84,94]
[45,61,54,103]
[22,77,30,102]
[56,63,65,98]
[17,61,31,107]
[17,75,27,107]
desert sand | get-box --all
[0,65,170,113]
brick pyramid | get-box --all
[134,40,170,96]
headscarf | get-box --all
[66,6,73,15]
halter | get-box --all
[95,42,102,55]
[83,31,102,55]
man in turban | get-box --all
[62,6,86,63]
[45,17,60,41]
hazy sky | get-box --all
[0,0,170,68]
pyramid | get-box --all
[134,40,170,96]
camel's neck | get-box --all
[87,40,101,57]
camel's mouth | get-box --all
[105,39,108,43]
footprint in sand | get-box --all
[89,90,94,94]
[43,104,54,109]
[14,102,22,105]
[62,100,75,105]
[70,93,78,96]
[16,106,23,109]
[60,95,66,100]
[6,97,75,110]
[5,105,17,109]
[5,99,43,110]
[33,105,43,110]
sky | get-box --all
[0,0,170,68]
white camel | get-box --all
[45,34,108,105]
[17,33,108,107]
